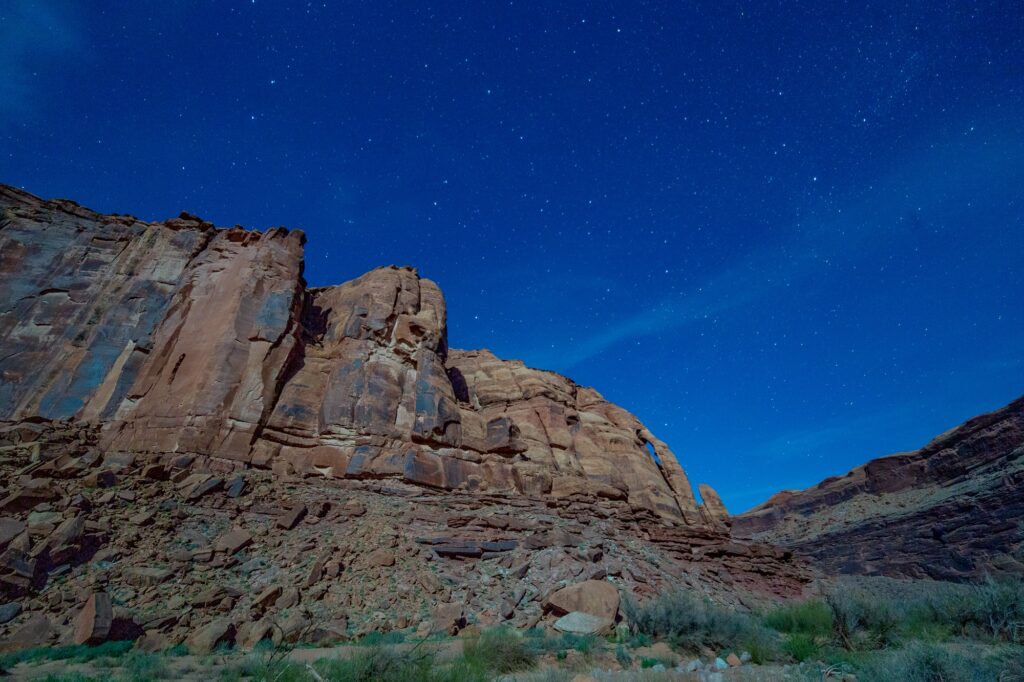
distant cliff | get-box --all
[734,396,1024,580]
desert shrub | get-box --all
[781,633,820,662]
[854,642,993,682]
[825,589,901,650]
[740,625,781,664]
[614,644,632,668]
[935,578,1024,643]
[353,629,408,646]
[623,588,775,656]
[559,632,598,655]
[121,649,172,681]
[523,631,599,659]
[0,641,135,671]
[992,645,1024,679]
[763,599,833,637]
[314,646,435,682]
[462,627,536,674]
[218,640,306,682]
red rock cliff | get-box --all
[1,185,722,526]
[734,396,1024,580]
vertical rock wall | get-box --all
[1,185,728,526]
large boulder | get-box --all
[553,611,614,635]
[73,592,113,644]
[545,580,620,621]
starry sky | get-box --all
[2,1,1022,511]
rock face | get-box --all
[734,396,1024,580]
[0,185,811,650]
[1,184,722,526]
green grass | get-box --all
[353,629,408,646]
[521,630,601,660]
[217,628,538,682]
[781,633,820,662]
[0,640,135,671]
[762,598,832,637]
[119,650,172,681]
[614,644,632,668]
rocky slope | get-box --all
[734,397,1024,580]
[0,185,810,652]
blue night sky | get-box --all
[2,2,1022,511]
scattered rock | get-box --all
[431,603,466,635]
[214,529,252,555]
[365,549,395,567]
[186,618,236,654]
[0,602,22,624]
[73,592,113,644]
[277,505,307,530]
[125,566,173,587]
[2,613,53,651]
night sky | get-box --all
[3,2,1022,511]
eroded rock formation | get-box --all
[0,185,811,651]
[734,396,1024,580]
[2,184,721,526]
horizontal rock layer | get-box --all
[0,424,810,650]
[734,396,1024,580]
[1,184,726,526]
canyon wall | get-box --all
[734,396,1024,580]
[0,184,721,526]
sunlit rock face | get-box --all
[0,184,725,525]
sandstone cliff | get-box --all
[0,184,716,525]
[0,185,809,650]
[734,396,1024,580]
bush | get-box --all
[854,642,994,682]
[781,633,820,662]
[314,646,435,682]
[936,578,1024,643]
[740,626,781,664]
[623,588,768,653]
[462,628,536,674]
[121,649,172,681]
[825,589,900,650]
[0,641,135,671]
[763,599,833,637]
[614,644,632,668]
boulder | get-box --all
[553,611,614,635]
[0,602,21,624]
[365,549,395,567]
[125,566,173,587]
[186,619,236,654]
[431,603,466,635]
[2,613,52,651]
[277,505,307,530]
[215,529,252,555]
[73,592,113,644]
[544,579,619,621]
